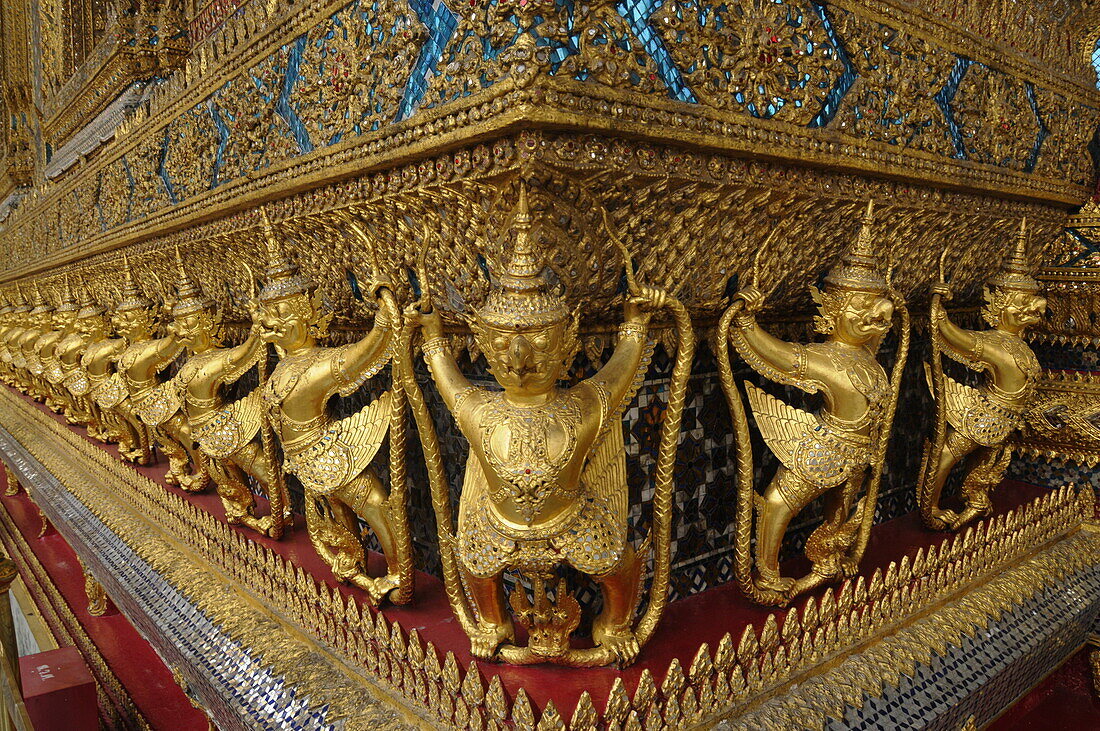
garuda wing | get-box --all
[925,362,981,436]
[135,379,183,426]
[194,390,264,459]
[744,382,818,474]
[285,391,393,494]
[582,416,629,533]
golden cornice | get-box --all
[2,0,1097,281]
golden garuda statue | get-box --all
[142,250,287,537]
[40,280,81,418]
[718,201,909,606]
[918,219,1046,531]
[81,261,155,465]
[55,290,110,437]
[0,290,29,375]
[32,280,76,414]
[120,264,208,492]
[0,291,32,386]
[254,212,413,605]
[17,286,55,404]
[405,181,694,666]
[0,299,13,384]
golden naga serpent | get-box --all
[918,249,951,527]
[400,215,695,666]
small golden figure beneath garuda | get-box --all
[718,201,909,606]
[406,182,693,666]
[254,213,412,604]
[145,250,285,537]
[120,267,208,491]
[918,219,1046,531]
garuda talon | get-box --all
[255,212,412,605]
[144,250,286,537]
[121,265,208,491]
[406,181,693,666]
[918,219,1046,531]
[718,201,909,606]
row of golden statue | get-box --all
[0,186,1046,668]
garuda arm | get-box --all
[932,300,985,370]
[727,308,820,393]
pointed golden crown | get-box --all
[29,283,54,315]
[258,210,313,302]
[115,254,153,313]
[171,245,214,317]
[823,200,887,294]
[55,275,79,313]
[476,180,570,330]
[77,280,106,319]
[989,218,1040,293]
[10,286,31,314]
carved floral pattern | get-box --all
[653,0,843,124]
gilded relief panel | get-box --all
[1033,89,1100,188]
[292,0,426,147]
[653,0,846,124]
[213,47,298,182]
[98,160,132,231]
[130,133,170,220]
[953,64,1041,170]
[164,101,218,202]
[829,8,955,154]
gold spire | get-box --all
[30,283,53,315]
[77,279,106,319]
[10,285,31,313]
[171,245,214,317]
[55,274,79,313]
[116,254,152,312]
[258,209,312,301]
[477,180,570,329]
[989,217,1040,293]
[823,199,887,294]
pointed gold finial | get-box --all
[171,245,213,316]
[258,208,312,302]
[823,199,887,293]
[116,253,152,312]
[477,178,570,329]
[30,283,53,315]
[56,274,79,313]
[989,217,1039,293]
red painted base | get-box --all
[20,647,97,731]
[0,465,208,730]
[989,647,1100,730]
[4,390,1054,720]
